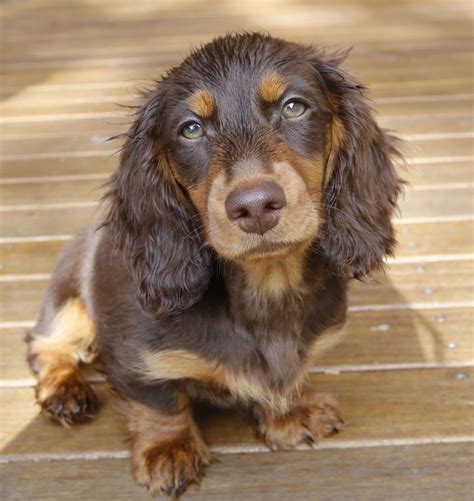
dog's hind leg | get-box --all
[26,233,99,426]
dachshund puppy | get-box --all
[27,33,402,496]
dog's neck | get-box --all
[221,248,313,335]
[216,248,321,394]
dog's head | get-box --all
[105,33,402,317]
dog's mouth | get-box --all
[240,238,305,259]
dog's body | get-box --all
[27,33,402,496]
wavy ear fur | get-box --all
[103,89,211,317]
[311,50,404,278]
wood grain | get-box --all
[2,442,473,501]
[0,207,97,239]
[1,0,473,497]
[1,368,473,457]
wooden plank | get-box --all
[2,31,472,67]
[402,161,473,186]
[325,308,474,367]
[1,77,471,107]
[0,117,126,142]
[3,0,470,32]
[350,259,473,308]
[0,180,105,206]
[0,207,97,239]
[1,94,472,121]
[0,135,119,157]
[2,15,472,55]
[1,43,472,81]
[402,138,473,160]
[2,14,472,53]
[2,442,473,501]
[0,220,472,276]
[0,156,117,179]
[0,240,66,275]
[0,259,472,322]
[1,56,472,90]
[1,0,469,26]
[399,188,473,219]
[396,220,474,257]
[1,368,472,456]
[2,307,472,381]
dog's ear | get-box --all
[310,50,404,278]
[103,89,211,317]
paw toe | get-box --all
[134,440,210,497]
[37,374,99,426]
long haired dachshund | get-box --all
[27,33,402,496]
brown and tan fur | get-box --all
[255,390,345,450]
[26,33,403,497]
[259,72,288,103]
[27,298,98,426]
[187,89,216,119]
[128,397,211,496]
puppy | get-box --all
[27,33,402,496]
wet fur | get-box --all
[27,33,403,496]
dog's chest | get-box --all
[207,305,309,408]
[204,333,307,411]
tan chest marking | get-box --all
[140,348,306,413]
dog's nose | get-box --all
[225,181,287,235]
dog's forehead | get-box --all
[174,35,314,106]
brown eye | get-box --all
[282,100,307,119]
[181,122,203,139]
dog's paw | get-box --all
[255,391,345,450]
[132,431,211,497]
[35,370,99,426]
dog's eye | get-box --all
[181,122,203,139]
[282,100,307,119]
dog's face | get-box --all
[105,33,402,316]
[160,42,332,261]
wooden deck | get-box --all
[1,0,473,499]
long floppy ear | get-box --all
[103,89,211,317]
[311,50,404,279]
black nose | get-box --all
[225,181,287,235]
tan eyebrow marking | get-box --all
[187,89,216,118]
[259,72,288,103]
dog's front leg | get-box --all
[253,389,345,450]
[126,387,210,497]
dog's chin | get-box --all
[242,240,296,259]
[208,220,320,263]
[219,237,312,263]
